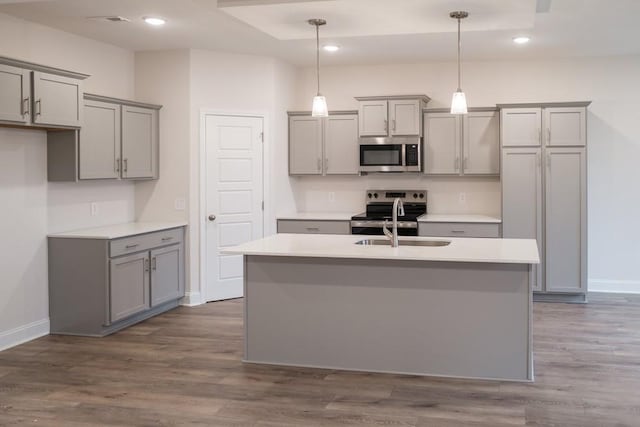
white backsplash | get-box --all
[290,174,501,216]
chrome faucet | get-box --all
[383,198,405,247]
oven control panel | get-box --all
[366,190,427,203]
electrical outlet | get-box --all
[174,198,186,211]
[328,192,335,202]
[458,192,466,203]
[90,202,99,216]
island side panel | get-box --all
[244,255,532,381]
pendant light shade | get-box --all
[309,18,328,117]
[450,11,468,115]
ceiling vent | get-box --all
[87,16,131,23]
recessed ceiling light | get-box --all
[143,16,166,26]
[323,44,340,52]
[513,36,530,44]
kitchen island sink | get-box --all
[224,233,539,382]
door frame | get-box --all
[198,109,270,304]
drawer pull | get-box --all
[161,237,174,241]
[306,227,320,232]
[451,230,465,233]
[125,243,140,249]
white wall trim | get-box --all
[198,109,271,305]
[0,318,50,352]
[180,291,203,307]
[589,279,640,294]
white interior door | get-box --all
[205,114,264,302]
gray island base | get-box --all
[225,234,539,382]
[243,255,533,382]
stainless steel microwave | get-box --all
[359,137,422,173]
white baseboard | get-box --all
[589,279,640,294]
[0,318,50,352]
[180,291,203,306]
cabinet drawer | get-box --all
[110,227,184,257]
[418,222,501,238]
[277,220,350,235]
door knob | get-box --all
[208,214,216,222]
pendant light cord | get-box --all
[316,23,321,96]
[457,16,461,91]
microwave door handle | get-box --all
[401,144,406,166]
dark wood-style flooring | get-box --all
[1,293,640,426]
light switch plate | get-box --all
[174,198,186,211]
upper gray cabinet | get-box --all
[544,107,586,147]
[48,94,161,182]
[122,105,159,179]
[0,64,31,124]
[0,56,88,129]
[356,95,430,137]
[288,112,359,176]
[500,108,542,147]
[424,109,499,176]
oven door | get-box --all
[351,220,418,236]
[359,143,405,172]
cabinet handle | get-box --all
[463,157,468,170]
[384,119,388,132]
[35,99,42,116]
[22,98,29,116]
[451,230,465,234]
[317,158,321,171]
[123,158,128,173]
[455,156,460,170]
[547,128,551,144]
[546,153,551,170]
[392,119,396,132]
[115,157,120,172]
[161,236,174,241]
[144,258,150,272]
[325,158,329,173]
[151,257,157,271]
[538,128,541,144]
[125,243,139,249]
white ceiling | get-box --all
[0,0,639,66]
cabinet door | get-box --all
[544,107,586,147]
[358,100,388,136]
[389,99,420,136]
[32,71,82,127]
[324,114,359,175]
[150,244,184,307]
[0,64,30,124]
[121,105,158,179]
[502,148,543,291]
[109,252,150,323]
[424,112,461,175]
[289,115,323,175]
[463,111,500,175]
[545,148,586,293]
[501,108,541,147]
[79,100,121,180]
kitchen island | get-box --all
[224,233,540,382]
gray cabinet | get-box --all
[277,219,350,234]
[79,99,121,179]
[47,94,161,182]
[356,95,430,137]
[418,221,501,238]
[0,64,30,124]
[32,71,83,128]
[122,105,159,179]
[500,102,590,301]
[48,226,186,336]
[289,112,358,176]
[0,57,88,129]
[544,148,587,293]
[501,148,543,291]
[424,109,499,176]
[109,252,150,322]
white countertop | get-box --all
[48,221,188,240]
[223,234,539,264]
[277,212,356,221]
[418,214,502,223]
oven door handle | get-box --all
[351,221,417,229]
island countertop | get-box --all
[223,233,540,264]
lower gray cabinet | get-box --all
[277,219,351,234]
[418,222,501,238]
[109,252,150,323]
[48,226,185,336]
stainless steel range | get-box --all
[351,190,427,236]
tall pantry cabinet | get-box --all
[500,102,589,302]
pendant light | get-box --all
[450,11,469,114]
[308,18,328,117]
